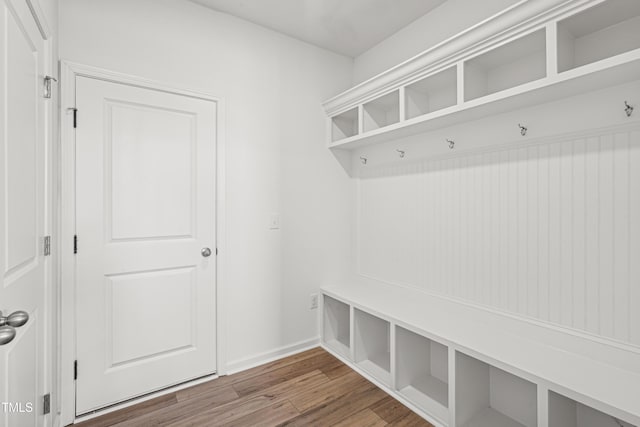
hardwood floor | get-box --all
[74,347,433,427]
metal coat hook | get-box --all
[447,139,455,149]
[396,149,405,158]
[518,124,528,136]
[625,101,634,117]
[360,156,367,165]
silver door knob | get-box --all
[0,311,29,346]
[0,326,16,346]
[201,247,212,258]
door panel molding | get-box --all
[59,61,227,425]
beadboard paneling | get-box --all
[358,127,640,346]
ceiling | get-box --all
[189,0,447,57]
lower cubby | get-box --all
[548,391,636,427]
[456,352,537,427]
[322,295,351,359]
[396,326,449,423]
[320,288,640,427]
[354,308,391,386]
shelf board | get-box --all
[399,376,449,423]
[463,407,525,427]
[368,351,390,372]
[328,52,640,150]
[410,373,448,407]
[323,338,350,360]
[357,355,391,385]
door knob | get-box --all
[0,326,16,346]
[201,247,212,258]
[0,311,29,346]
[0,310,29,327]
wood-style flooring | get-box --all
[74,347,433,427]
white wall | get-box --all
[59,0,353,369]
[352,0,521,84]
[353,79,640,347]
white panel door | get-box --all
[75,76,217,414]
[0,0,48,426]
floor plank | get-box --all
[231,351,337,397]
[73,347,432,427]
[114,386,239,427]
[371,395,417,424]
[333,408,388,427]
[281,380,388,426]
[167,370,329,427]
[387,411,434,427]
[288,370,365,412]
[218,401,299,427]
[74,394,178,427]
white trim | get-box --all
[59,61,227,425]
[25,0,51,40]
[225,338,320,375]
[215,97,228,376]
[59,60,77,427]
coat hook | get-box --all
[396,149,405,158]
[518,124,528,136]
[360,156,367,165]
[625,101,634,117]
[447,139,455,149]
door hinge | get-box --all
[74,360,78,380]
[73,235,78,254]
[216,247,218,256]
[43,393,50,415]
[43,235,51,256]
[72,108,78,128]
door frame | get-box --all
[59,61,227,425]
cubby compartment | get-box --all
[396,326,449,423]
[557,0,640,73]
[362,90,400,132]
[456,352,537,427]
[404,67,457,120]
[330,107,359,142]
[464,29,546,101]
[322,295,351,359]
[549,391,637,427]
[354,309,391,385]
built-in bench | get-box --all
[321,279,640,427]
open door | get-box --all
[0,0,50,426]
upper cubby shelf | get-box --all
[464,29,546,101]
[323,0,640,150]
[557,0,640,72]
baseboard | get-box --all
[225,337,320,375]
